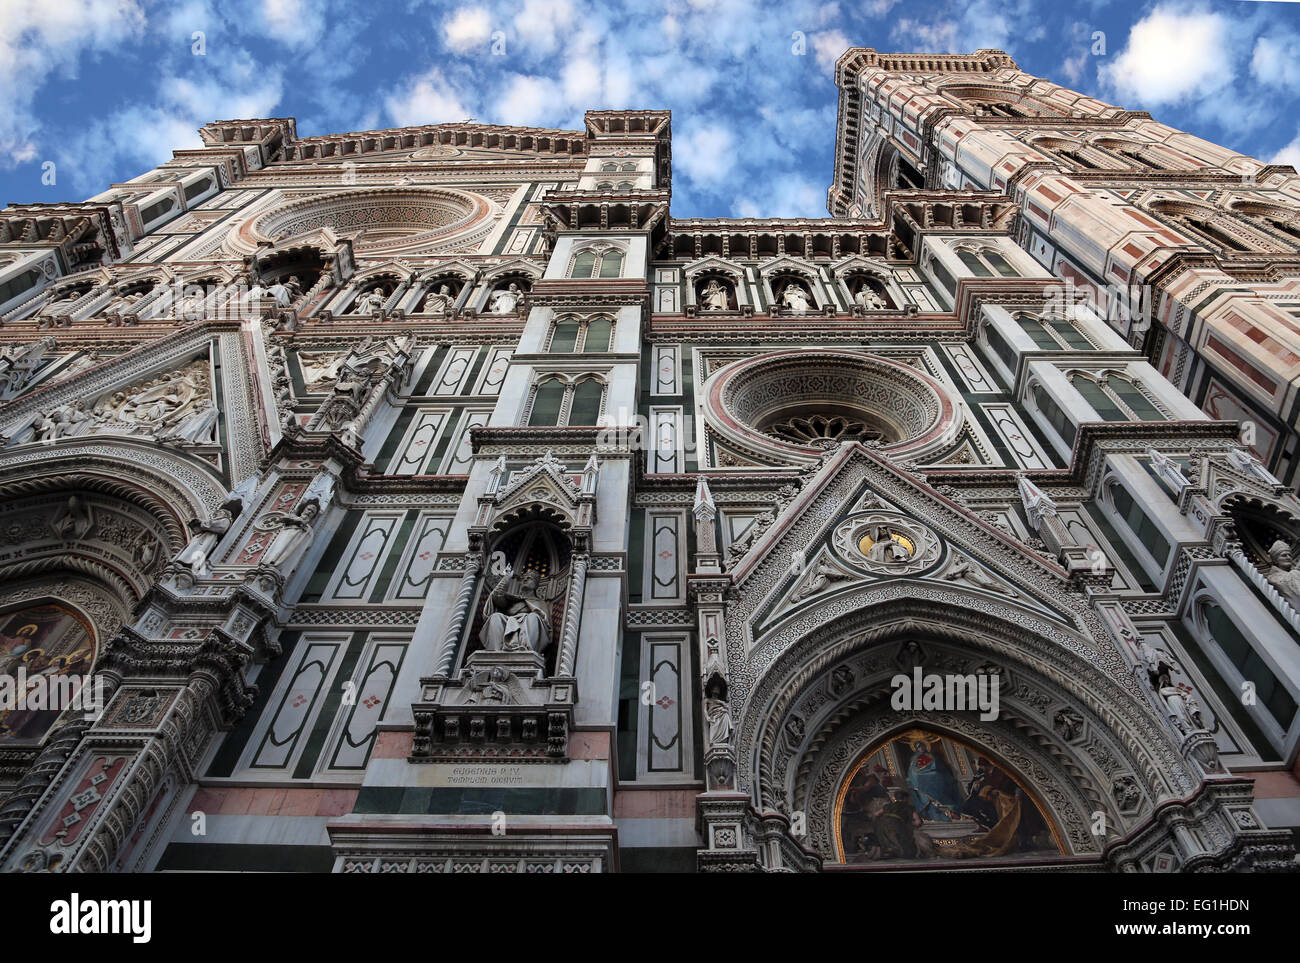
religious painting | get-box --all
[834,728,1063,864]
[0,602,96,743]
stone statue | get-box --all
[479,569,555,654]
[52,495,93,540]
[703,695,733,747]
[1137,639,1173,691]
[422,284,453,313]
[1160,684,1205,736]
[1265,539,1300,611]
[487,282,522,315]
[700,280,730,311]
[780,282,811,313]
[854,284,887,310]
[261,500,321,571]
[352,288,388,314]
[178,476,257,574]
[160,399,219,444]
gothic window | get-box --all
[546,316,614,353]
[1108,480,1171,567]
[527,378,567,426]
[957,250,991,277]
[526,375,607,426]
[956,246,1018,278]
[1201,602,1297,727]
[1070,373,1165,422]
[0,269,41,307]
[1233,205,1300,245]
[569,378,604,425]
[1031,384,1075,445]
[569,247,624,279]
[1151,203,1274,254]
[1016,314,1092,350]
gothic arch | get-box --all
[734,585,1193,836]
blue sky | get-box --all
[4,0,1300,218]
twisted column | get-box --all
[432,554,482,677]
[556,553,589,677]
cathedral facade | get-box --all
[0,47,1297,873]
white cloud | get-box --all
[497,74,561,126]
[1102,5,1233,105]
[675,124,736,187]
[260,0,325,48]
[385,68,475,127]
[513,0,577,56]
[1252,33,1300,91]
[0,0,147,166]
[733,175,824,218]
[811,30,851,72]
[1268,130,1300,169]
[443,6,494,52]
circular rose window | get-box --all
[702,350,962,466]
[235,188,490,256]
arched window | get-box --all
[1072,373,1165,423]
[528,378,566,426]
[584,317,612,351]
[547,316,614,353]
[957,250,993,277]
[549,319,581,353]
[595,181,614,190]
[571,250,597,279]
[570,247,624,279]
[597,250,623,277]
[982,251,1019,277]
[1017,314,1092,350]
[1108,481,1171,566]
[620,162,637,172]
[615,181,635,191]
[526,375,607,426]
[1202,602,1297,727]
[569,378,604,425]
[600,162,619,172]
[1032,384,1075,445]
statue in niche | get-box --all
[421,283,453,313]
[352,288,388,314]
[702,674,733,748]
[699,279,730,312]
[105,288,146,316]
[780,282,812,313]
[1137,639,1174,691]
[1160,684,1206,736]
[854,282,888,310]
[1264,539,1300,612]
[178,476,257,575]
[260,473,335,575]
[479,565,559,654]
[52,495,93,540]
[487,282,523,315]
